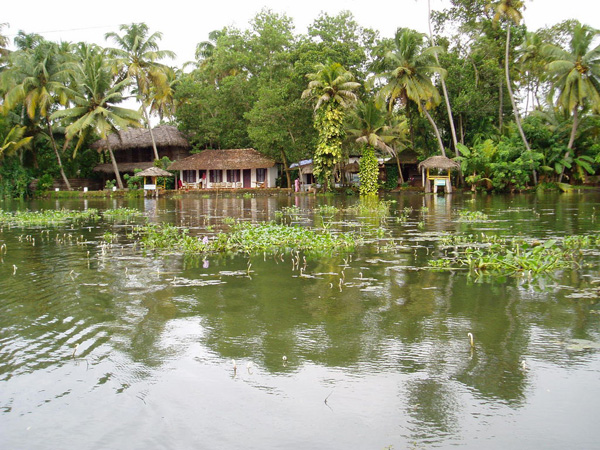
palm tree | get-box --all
[347,98,409,188]
[488,0,537,184]
[0,125,32,160]
[2,40,73,189]
[302,61,360,190]
[51,45,142,189]
[543,22,600,182]
[518,31,545,113]
[378,28,447,157]
[0,23,10,68]
[425,0,459,156]
[105,23,175,161]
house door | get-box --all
[243,169,251,188]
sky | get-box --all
[3,0,599,69]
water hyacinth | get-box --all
[430,234,600,274]
[135,221,358,257]
[0,208,100,226]
[102,208,145,221]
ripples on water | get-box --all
[1,193,600,449]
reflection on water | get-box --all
[1,192,599,449]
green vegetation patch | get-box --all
[135,221,358,257]
[0,208,100,226]
[430,234,600,274]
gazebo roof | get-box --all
[90,125,190,151]
[418,155,461,171]
[168,148,276,171]
[136,166,173,177]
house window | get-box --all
[183,170,196,182]
[227,169,241,182]
[209,170,223,183]
[256,168,267,182]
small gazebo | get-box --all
[418,156,461,193]
[136,166,173,192]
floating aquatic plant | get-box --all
[134,221,358,257]
[457,210,489,222]
[0,208,100,226]
[102,208,145,221]
[430,234,599,274]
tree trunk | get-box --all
[142,106,160,161]
[280,149,292,189]
[47,122,71,191]
[504,26,537,185]
[395,153,405,184]
[558,105,579,183]
[498,77,503,130]
[428,0,459,156]
[421,103,446,157]
[107,141,124,189]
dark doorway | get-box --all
[243,169,251,188]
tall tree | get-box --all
[105,23,175,160]
[543,22,600,182]
[377,28,447,156]
[426,0,459,155]
[347,98,406,191]
[488,0,537,184]
[51,45,141,189]
[2,39,73,189]
[302,61,360,191]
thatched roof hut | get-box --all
[136,166,173,177]
[418,155,460,171]
[90,125,190,151]
[168,149,276,171]
[418,155,460,193]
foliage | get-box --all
[0,157,31,198]
[134,221,357,257]
[383,164,399,190]
[0,208,100,226]
[123,172,143,190]
[358,145,379,195]
[432,234,598,275]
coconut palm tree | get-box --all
[0,23,10,67]
[488,0,537,184]
[51,45,142,189]
[2,40,73,189]
[543,22,600,182]
[377,28,447,157]
[0,125,32,160]
[347,99,394,194]
[347,98,409,188]
[105,23,176,161]
[302,61,360,190]
[425,0,459,156]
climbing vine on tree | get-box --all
[358,145,379,195]
[313,105,345,189]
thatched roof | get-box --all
[90,125,190,151]
[137,166,173,177]
[168,149,276,171]
[383,149,419,164]
[418,155,461,171]
[344,162,360,172]
[92,162,154,173]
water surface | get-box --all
[1,192,599,449]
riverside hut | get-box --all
[418,155,461,193]
[168,148,278,189]
[136,166,173,193]
[91,125,191,179]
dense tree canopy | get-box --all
[0,5,599,197]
